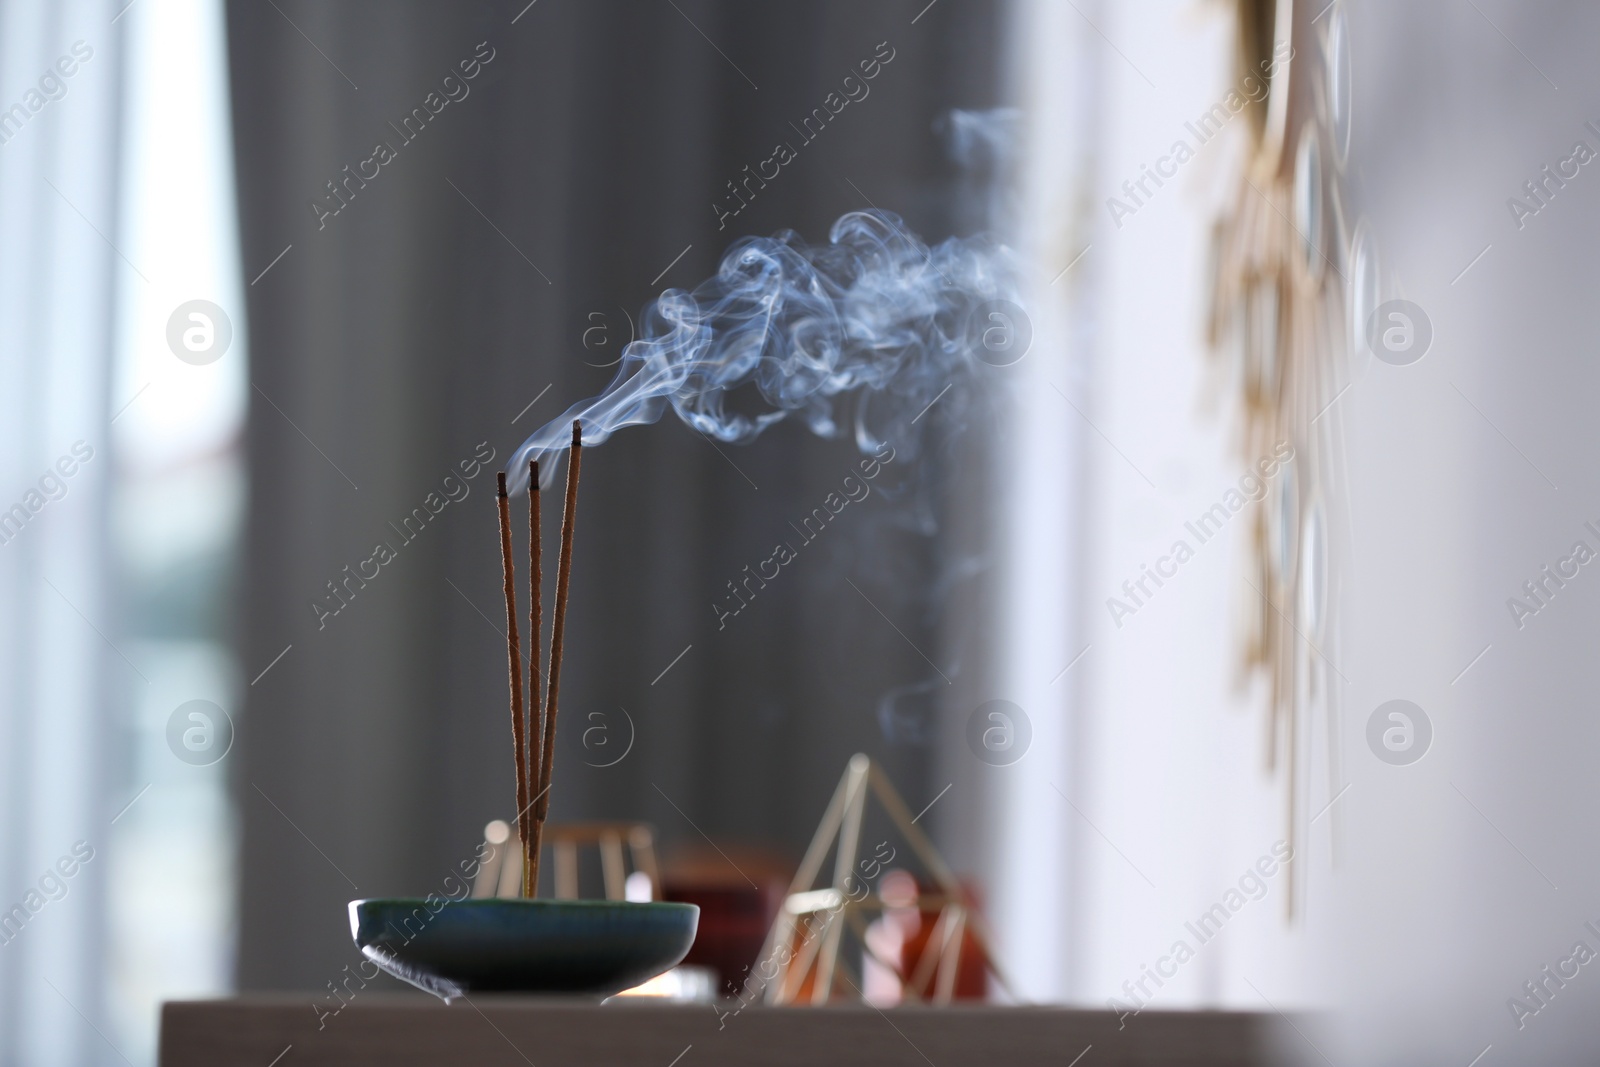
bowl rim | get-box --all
[349,897,699,911]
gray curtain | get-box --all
[228,0,1007,990]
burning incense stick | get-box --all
[524,459,543,897]
[535,421,582,826]
[495,472,531,897]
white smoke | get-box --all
[508,208,1022,491]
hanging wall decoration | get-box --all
[1207,0,1365,917]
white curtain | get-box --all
[0,2,123,1064]
[0,2,244,1065]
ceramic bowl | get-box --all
[348,898,700,1000]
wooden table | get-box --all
[159,996,1280,1066]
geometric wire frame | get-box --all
[752,754,1017,1005]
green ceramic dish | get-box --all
[348,898,700,1000]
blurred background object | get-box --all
[861,869,987,1006]
[748,753,1008,1006]
[470,820,664,903]
[659,844,789,999]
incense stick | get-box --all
[495,472,531,897]
[535,421,582,825]
[525,459,544,897]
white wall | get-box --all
[994,0,1307,1014]
[1321,3,1600,1063]
[996,2,1600,1064]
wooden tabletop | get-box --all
[159,995,1280,1066]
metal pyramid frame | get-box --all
[750,753,1018,1005]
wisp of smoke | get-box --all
[509,208,1021,491]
